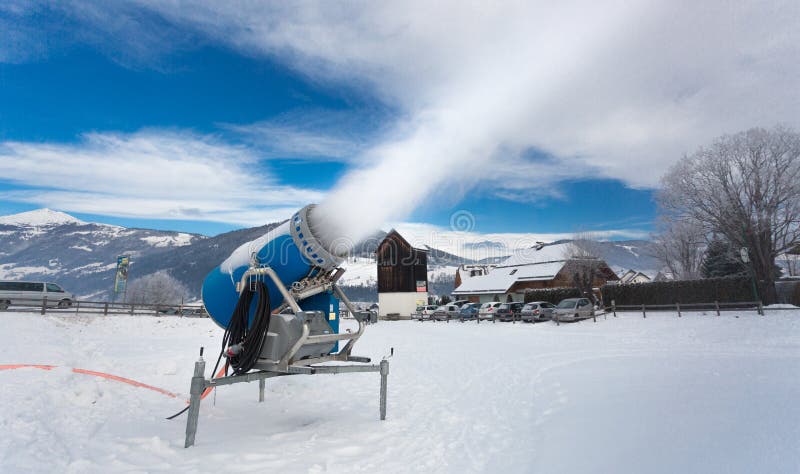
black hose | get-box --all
[166,282,271,419]
[226,281,271,375]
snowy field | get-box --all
[1,311,799,473]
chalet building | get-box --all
[617,269,652,285]
[376,230,428,317]
[452,242,618,303]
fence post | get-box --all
[642,303,646,319]
[758,301,764,316]
[103,302,109,316]
[676,302,681,318]
[130,304,134,316]
[75,300,80,315]
[714,300,720,316]
[41,296,47,315]
[592,310,596,323]
[612,300,617,318]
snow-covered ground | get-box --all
[1,311,799,473]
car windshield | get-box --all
[522,304,534,310]
[557,300,577,309]
[499,304,511,309]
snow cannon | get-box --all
[200,204,372,374]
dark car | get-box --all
[520,301,556,322]
[495,302,524,321]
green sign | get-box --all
[114,255,130,293]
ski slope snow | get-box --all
[0,311,798,473]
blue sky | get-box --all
[1,2,796,240]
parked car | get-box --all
[0,281,75,310]
[459,303,480,320]
[478,302,502,319]
[495,302,524,321]
[520,301,556,322]
[414,305,439,320]
[432,304,461,321]
[553,298,595,322]
[450,299,471,308]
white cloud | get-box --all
[0,130,324,226]
[113,0,800,242]
[4,1,800,237]
[221,109,378,162]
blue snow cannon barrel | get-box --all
[201,204,344,329]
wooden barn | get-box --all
[376,230,428,317]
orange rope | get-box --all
[0,364,180,399]
[3,362,233,404]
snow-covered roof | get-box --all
[453,260,567,294]
[0,208,84,226]
[453,243,613,294]
[452,270,518,294]
[497,243,571,268]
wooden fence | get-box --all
[0,297,207,317]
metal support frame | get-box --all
[183,359,389,448]
[184,264,390,448]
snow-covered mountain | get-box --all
[0,208,662,301]
[0,209,205,298]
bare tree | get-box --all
[125,270,190,306]
[563,234,604,303]
[659,126,800,303]
[651,217,705,280]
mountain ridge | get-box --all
[0,209,662,300]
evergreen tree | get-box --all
[701,237,746,278]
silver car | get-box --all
[414,305,439,320]
[478,302,502,319]
[0,281,75,310]
[553,298,594,322]
[520,301,556,322]
[432,304,461,321]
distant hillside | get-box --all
[0,209,204,298]
[0,209,662,302]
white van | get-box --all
[0,281,75,310]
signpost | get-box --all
[114,255,131,302]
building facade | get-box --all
[452,242,618,303]
[376,230,428,317]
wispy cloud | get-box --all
[221,108,380,162]
[0,130,324,226]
